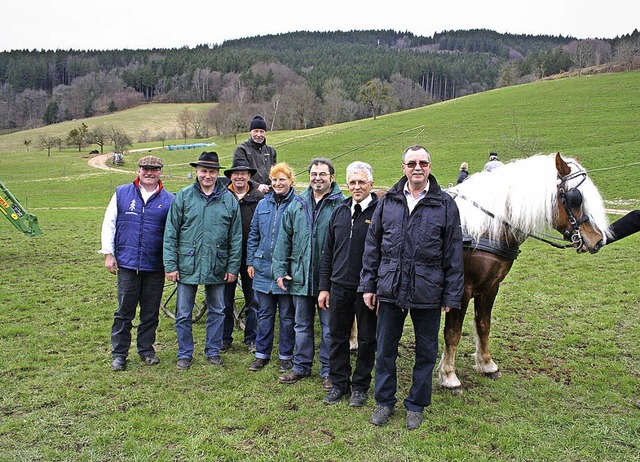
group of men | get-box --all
[100,115,467,430]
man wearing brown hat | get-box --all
[232,115,276,194]
[221,161,264,353]
[100,155,174,371]
[163,152,242,370]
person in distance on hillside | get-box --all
[456,162,469,184]
[232,115,277,194]
[100,155,174,371]
[360,145,464,430]
[318,161,379,407]
[483,152,503,172]
[163,151,242,370]
[221,160,264,354]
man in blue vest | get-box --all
[100,155,174,371]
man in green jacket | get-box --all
[273,158,346,388]
[164,152,242,370]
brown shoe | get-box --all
[278,370,308,384]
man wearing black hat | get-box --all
[163,152,243,370]
[232,115,276,194]
[100,155,174,371]
[221,161,264,353]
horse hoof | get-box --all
[442,386,464,396]
[483,370,501,380]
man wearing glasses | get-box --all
[273,158,346,389]
[360,145,464,430]
[100,156,174,371]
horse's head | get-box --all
[554,153,608,253]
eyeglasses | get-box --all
[403,160,430,169]
[310,172,330,178]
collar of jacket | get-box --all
[193,178,228,201]
[388,175,443,204]
[249,137,266,149]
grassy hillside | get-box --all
[1,72,639,461]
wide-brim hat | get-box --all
[224,162,257,178]
[189,151,225,169]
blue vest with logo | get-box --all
[115,182,174,272]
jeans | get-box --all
[328,284,377,392]
[175,282,225,360]
[292,295,330,377]
[223,264,258,346]
[111,268,164,359]
[374,302,441,412]
[254,291,295,361]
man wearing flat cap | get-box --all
[221,160,264,353]
[232,115,276,194]
[100,155,174,371]
[163,151,242,370]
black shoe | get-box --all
[249,357,269,371]
[220,342,232,353]
[278,359,293,372]
[111,357,126,371]
[321,376,333,390]
[141,354,160,366]
[176,358,192,370]
[323,387,350,405]
[206,356,224,366]
[349,390,367,407]
[278,370,308,384]
[370,405,395,427]
[247,342,257,354]
[406,410,424,430]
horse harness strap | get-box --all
[463,235,521,260]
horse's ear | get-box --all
[555,152,571,177]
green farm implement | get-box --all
[0,180,42,237]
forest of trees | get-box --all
[1,28,638,137]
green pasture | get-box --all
[0,71,639,461]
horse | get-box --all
[438,152,610,391]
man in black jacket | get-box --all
[232,115,276,193]
[318,161,379,407]
[222,161,264,352]
[359,145,464,430]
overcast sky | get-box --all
[2,0,637,52]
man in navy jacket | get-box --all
[100,156,174,371]
[318,161,379,407]
[359,145,464,430]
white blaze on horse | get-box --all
[438,152,609,391]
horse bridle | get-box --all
[558,167,590,249]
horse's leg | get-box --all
[438,298,469,390]
[472,290,500,379]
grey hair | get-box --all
[402,145,431,163]
[346,161,374,182]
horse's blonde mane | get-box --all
[448,154,609,242]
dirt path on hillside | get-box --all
[87,147,164,173]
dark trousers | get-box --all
[111,268,164,359]
[223,262,257,345]
[374,302,441,412]
[328,284,377,393]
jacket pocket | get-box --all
[411,264,444,305]
[376,260,399,299]
[290,256,305,287]
[213,248,229,278]
[177,247,196,275]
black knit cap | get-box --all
[249,115,267,131]
[189,151,225,169]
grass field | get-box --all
[0,71,639,461]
